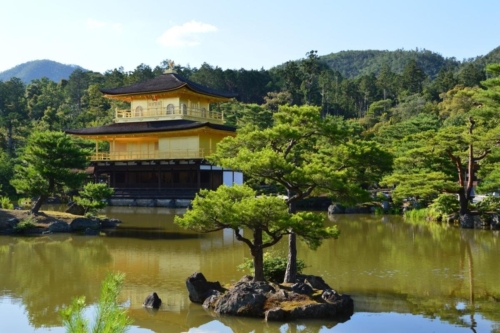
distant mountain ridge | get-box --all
[319,47,500,79]
[0,59,85,83]
[2,46,499,84]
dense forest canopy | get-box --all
[0,46,499,213]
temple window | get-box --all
[167,104,175,115]
[135,106,143,117]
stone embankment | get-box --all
[0,209,121,235]
[185,272,354,322]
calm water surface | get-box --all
[0,207,499,333]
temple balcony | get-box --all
[114,106,224,124]
[91,148,210,162]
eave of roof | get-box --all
[100,73,237,99]
[65,120,236,136]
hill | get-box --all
[473,46,500,67]
[0,59,85,83]
[319,49,460,79]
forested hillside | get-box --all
[0,60,85,83]
[0,47,500,216]
[319,49,459,79]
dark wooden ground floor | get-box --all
[90,159,242,200]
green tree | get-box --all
[11,131,91,214]
[401,59,427,95]
[300,50,321,105]
[376,63,399,101]
[0,77,28,156]
[175,184,338,282]
[458,63,485,88]
[74,183,114,216]
[382,117,500,214]
[210,105,392,282]
[278,61,303,105]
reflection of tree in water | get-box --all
[214,313,340,333]
[404,229,500,331]
[0,236,112,328]
[321,215,500,330]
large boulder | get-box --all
[84,228,99,236]
[345,206,371,214]
[186,272,223,304]
[322,289,340,302]
[202,290,221,309]
[291,282,313,295]
[70,218,100,231]
[460,214,487,229]
[6,218,20,228]
[143,292,162,309]
[491,215,500,230]
[100,219,118,229]
[65,203,85,216]
[214,281,275,317]
[328,203,345,214]
[265,307,286,321]
[48,221,71,233]
[297,274,331,290]
[288,299,353,320]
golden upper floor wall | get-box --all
[91,127,234,161]
[114,94,223,124]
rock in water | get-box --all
[143,292,162,309]
[186,272,223,304]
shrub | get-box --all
[429,194,460,215]
[60,272,132,333]
[238,253,307,283]
[13,217,36,233]
[474,196,500,214]
[0,196,14,209]
[74,183,114,216]
[17,197,32,207]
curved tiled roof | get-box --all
[100,73,237,98]
[65,120,236,136]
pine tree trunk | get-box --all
[283,193,297,283]
[458,188,470,215]
[252,228,265,282]
[283,232,297,283]
[31,195,47,215]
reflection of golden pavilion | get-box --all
[66,66,242,201]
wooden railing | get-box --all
[92,149,207,161]
[112,188,199,199]
[115,106,223,122]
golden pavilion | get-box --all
[66,65,241,205]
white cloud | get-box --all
[157,21,218,47]
[86,19,123,33]
[112,23,123,33]
[86,19,106,30]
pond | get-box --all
[0,207,499,332]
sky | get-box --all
[0,0,499,74]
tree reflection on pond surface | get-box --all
[0,207,499,332]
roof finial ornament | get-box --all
[164,60,177,74]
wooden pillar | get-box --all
[197,165,201,190]
[158,163,161,190]
[95,140,99,159]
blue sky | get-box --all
[0,0,498,73]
